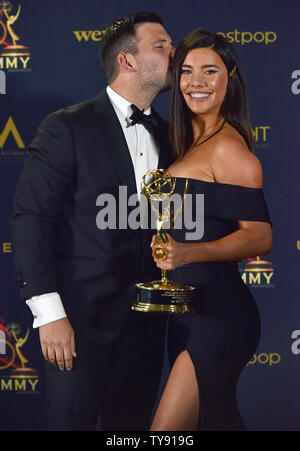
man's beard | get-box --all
[158,69,173,93]
[137,59,173,95]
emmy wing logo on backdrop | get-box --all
[0,116,25,161]
[0,319,39,393]
[239,256,275,288]
[0,1,30,72]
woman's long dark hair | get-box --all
[170,29,254,159]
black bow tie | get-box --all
[129,104,164,136]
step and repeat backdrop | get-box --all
[0,0,299,431]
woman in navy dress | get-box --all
[150,30,273,431]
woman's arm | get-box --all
[152,221,273,271]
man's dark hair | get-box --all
[100,11,164,83]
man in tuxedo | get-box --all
[11,11,174,430]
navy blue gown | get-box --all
[165,177,271,431]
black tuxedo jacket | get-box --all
[11,89,173,343]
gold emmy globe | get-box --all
[132,169,195,314]
[0,2,30,57]
[7,323,38,379]
[243,256,273,273]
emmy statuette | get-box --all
[132,169,195,314]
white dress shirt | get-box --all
[26,86,159,328]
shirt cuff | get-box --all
[26,292,67,328]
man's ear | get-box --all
[117,52,137,72]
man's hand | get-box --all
[39,317,76,371]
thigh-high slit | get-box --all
[166,263,261,431]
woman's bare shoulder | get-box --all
[210,127,263,188]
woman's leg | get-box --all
[150,350,200,431]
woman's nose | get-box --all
[191,74,206,87]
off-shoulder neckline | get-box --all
[173,176,262,190]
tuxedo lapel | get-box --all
[93,89,137,198]
[92,91,173,194]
